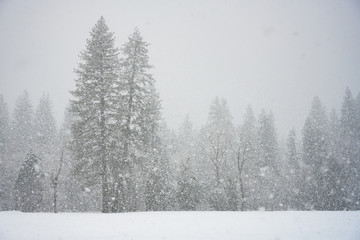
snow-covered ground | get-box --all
[0,211,359,240]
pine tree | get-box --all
[354,93,360,210]
[200,97,234,210]
[170,115,204,210]
[112,28,162,212]
[257,111,279,170]
[7,91,35,210]
[117,28,160,155]
[285,128,301,209]
[234,105,257,210]
[339,88,359,209]
[207,97,233,186]
[340,88,356,166]
[58,106,85,212]
[0,95,9,161]
[255,110,281,210]
[31,94,57,211]
[14,152,44,212]
[11,90,34,156]
[302,96,332,210]
[33,93,57,158]
[328,109,346,209]
[354,93,360,208]
[70,16,120,213]
[139,87,165,211]
[0,95,10,210]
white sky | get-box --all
[1,0,360,137]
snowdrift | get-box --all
[0,211,359,240]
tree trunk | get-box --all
[52,147,64,213]
[53,182,58,213]
[100,96,109,213]
[237,147,247,211]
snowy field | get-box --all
[0,211,359,240]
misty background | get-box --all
[1,0,360,136]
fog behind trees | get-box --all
[1,0,360,136]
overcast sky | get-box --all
[1,0,360,137]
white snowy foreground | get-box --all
[0,211,359,240]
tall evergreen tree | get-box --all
[11,90,34,155]
[112,28,162,212]
[255,110,281,210]
[14,152,44,212]
[328,109,346,209]
[0,94,9,161]
[0,95,10,210]
[284,128,301,209]
[339,88,359,209]
[200,97,234,210]
[33,93,57,158]
[234,105,257,210]
[340,88,356,166]
[354,93,360,209]
[302,96,332,210]
[117,28,160,156]
[32,93,57,211]
[70,16,120,213]
[174,116,196,208]
[58,106,85,212]
[6,91,35,210]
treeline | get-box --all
[0,17,359,212]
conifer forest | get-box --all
[1,16,360,214]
